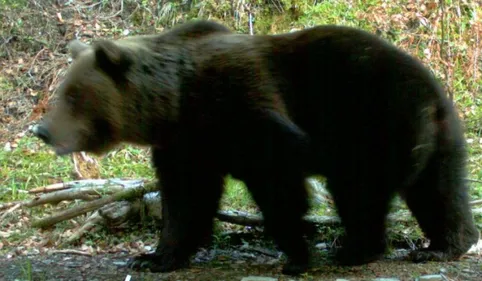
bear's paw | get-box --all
[127,251,189,273]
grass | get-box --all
[0,0,27,10]
[19,259,33,281]
[0,137,73,201]
[297,0,369,28]
[220,176,257,211]
[0,134,256,206]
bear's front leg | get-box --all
[126,242,189,273]
[128,146,225,273]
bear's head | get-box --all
[32,39,133,155]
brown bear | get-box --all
[32,19,479,275]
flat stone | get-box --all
[416,275,443,281]
[241,277,278,281]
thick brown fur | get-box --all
[33,20,479,275]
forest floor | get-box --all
[1,243,481,281]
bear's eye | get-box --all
[65,94,76,105]
[63,86,78,106]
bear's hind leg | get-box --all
[329,178,394,266]
[403,144,479,263]
[128,147,225,273]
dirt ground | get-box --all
[1,246,481,281]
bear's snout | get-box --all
[32,124,52,145]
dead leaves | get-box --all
[72,152,101,180]
[0,0,133,144]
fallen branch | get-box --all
[465,178,482,184]
[26,179,146,208]
[28,179,144,194]
[470,199,482,206]
[17,177,482,244]
[217,210,264,227]
[0,201,24,211]
[217,210,340,227]
[49,249,92,256]
[26,188,104,207]
[26,182,131,207]
[30,181,157,229]
[0,203,21,221]
[29,182,71,194]
[65,210,103,245]
[215,209,453,228]
[63,201,136,246]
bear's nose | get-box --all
[32,124,52,145]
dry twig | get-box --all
[49,249,92,256]
[99,0,124,20]
[0,203,21,221]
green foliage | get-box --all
[0,137,156,201]
[474,212,482,231]
[0,137,73,201]
[0,0,28,9]
[0,76,14,91]
[298,0,361,27]
[0,226,36,247]
[212,222,232,248]
[98,146,155,180]
[387,216,425,247]
[19,259,33,281]
[221,176,257,211]
[315,225,345,245]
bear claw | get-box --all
[281,260,310,276]
[127,253,189,273]
[409,249,454,263]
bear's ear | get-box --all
[68,40,90,59]
[92,40,132,77]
